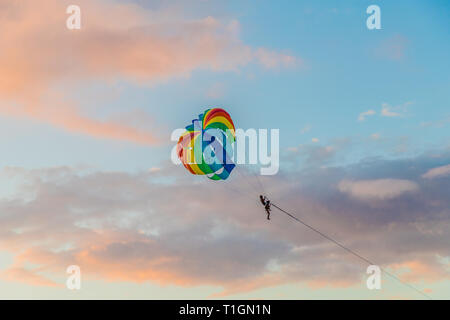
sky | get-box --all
[0,0,448,299]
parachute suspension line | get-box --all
[252,169,267,196]
[217,179,254,202]
[216,173,259,204]
[234,166,261,196]
[217,167,258,201]
[243,165,266,196]
[271,203,433,300]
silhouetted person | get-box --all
[259,195,271,220]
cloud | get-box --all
[357,102,410,122]
[0,150,449,297]
[254,48,301,69]
[290,144,337,166]
[381,105,401,117]
[420,117,450,128]
[286,138,351,167]
[422,164,450,179]
[0,0,300,145]
[358,110,376,121]
[1,267,61,288]
[391,260,450,283]
[338,179,419,200]
[381,102,411,118]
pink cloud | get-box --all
[338,179,419,201]
[391,260,450,283]
[1,267,61,288]
[0,0,300,144]
[422,164,450,179]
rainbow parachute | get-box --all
[177,108,236,180]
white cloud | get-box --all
[254,48,301,69]
[420,117,450,128]
[338,179,419,200]
[300,125,311,134]
[381,102,412,118]
[422,164,450,179]
[381,105,401,117]
[358,110,376,121]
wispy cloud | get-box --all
[254,48,301,69]
[420,117,450,128]
[1,267,61,288]
[358,110,376,121]
[422,164,450,179]
[381,102,412,118]
[381,104,401,117]
[358,102,411,122]
[338,179,419,201]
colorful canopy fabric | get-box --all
[177,108,236,180]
